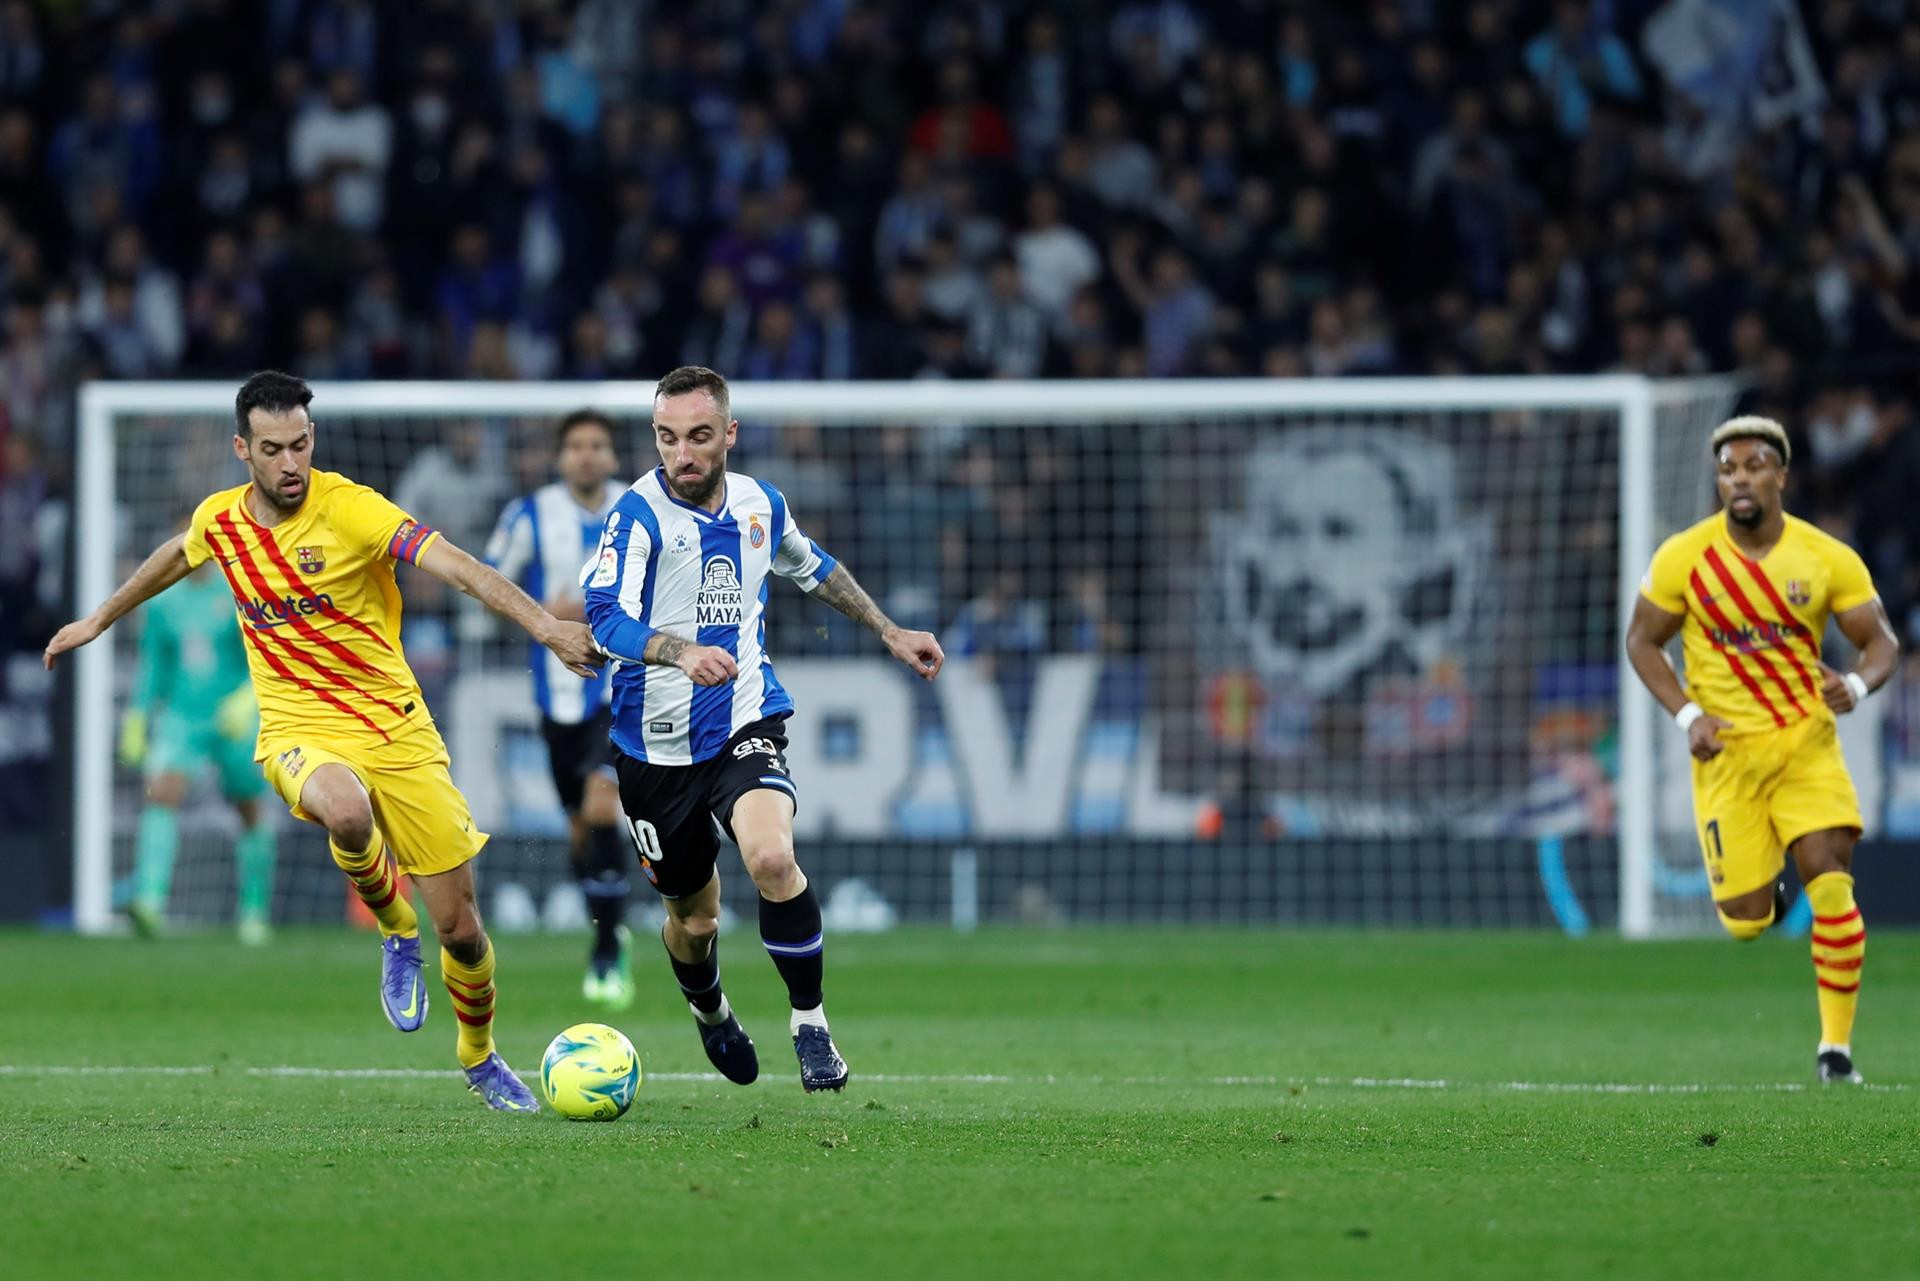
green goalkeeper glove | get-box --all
[117,709,148,767]
[215,685,258,742]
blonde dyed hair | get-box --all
[1710,415,1790,466]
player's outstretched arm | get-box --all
[1625,594,1727,760]
[43,533,192,670]
[1823,598,1902,713]
[810,563,944,681]
[415,536,603,679]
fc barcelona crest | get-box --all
[296,546,326,574]
[1786,579,1811,607]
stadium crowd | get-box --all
[6,0,1920,664]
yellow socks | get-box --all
[441,942,497,1069]
[329,829,418,939]
[1807,872,1865,1049]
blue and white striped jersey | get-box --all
[486,479,625,725]
[582,467,838,765]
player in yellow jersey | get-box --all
[45,371,603,1111]
[1625,415,1900,1084]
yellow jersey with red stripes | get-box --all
[182,469,443,758]
[1642,512,1877,734]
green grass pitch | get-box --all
[3,926,1917,1279]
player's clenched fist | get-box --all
[1688,713,1731,761]
[677,644,739,686]
[883,626,945,681]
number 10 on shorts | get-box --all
[626,818,664,886]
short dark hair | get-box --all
[557,407,617,449]
[235,370,313,437]
[654,365,730,419]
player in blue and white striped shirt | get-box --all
[584,365,944,1092]
[486,409,634,1010]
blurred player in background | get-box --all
[584,365,945,1093]
[119,558,277,944]
[1625,416,1900,1084]
[46,370,603,1112]
[486,409,633,1009]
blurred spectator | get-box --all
[437,223,519,364]
[1523,0,1642,141]
[907,59,1012,161]
[394,421,509,554]
[1113,238,1214,378]
[874,151,944,278]
[1087,94,1158,212]
[740,300,818,382]
[680,264,752,374]
[970,254,1048,379]
[922,231,986,322]
[289,70,392,232]
[1014,183,1100,320]
[803,273,860,381]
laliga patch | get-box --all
[591,545,619,587]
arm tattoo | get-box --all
[812,564,894,638]
[643,632,692,667]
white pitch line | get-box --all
[0,1065,1904,1093]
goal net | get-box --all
[71,377,1741,936]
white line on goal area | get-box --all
[0,1065,1903,1094]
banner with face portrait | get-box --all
[1156,415,1620,840]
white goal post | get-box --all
[71,375,1741,937]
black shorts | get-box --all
[541,710,616,814]
[613,716,798,899]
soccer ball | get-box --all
[540,1022,642,1121]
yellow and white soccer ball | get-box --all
[540,1022,642,1121]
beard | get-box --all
[257,474,308,512]
[1727,499,1765,527]
[666,460,725,506]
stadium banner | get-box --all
[450,657,1199,840]
[1158,420,1599,842]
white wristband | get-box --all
[1844,672,1869,705]
[1674,702,1705,731]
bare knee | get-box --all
[1716,884,1775,941]
[328,807,375,854]
[435,901,487,962]
[303,765,374,850]
[668,910,720,946]
[739,833,798,890]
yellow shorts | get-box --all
[261,726,487,877]
[1690,712,1861,902]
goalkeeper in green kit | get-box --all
[119,562,278,943]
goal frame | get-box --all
[72,375,1675,936]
